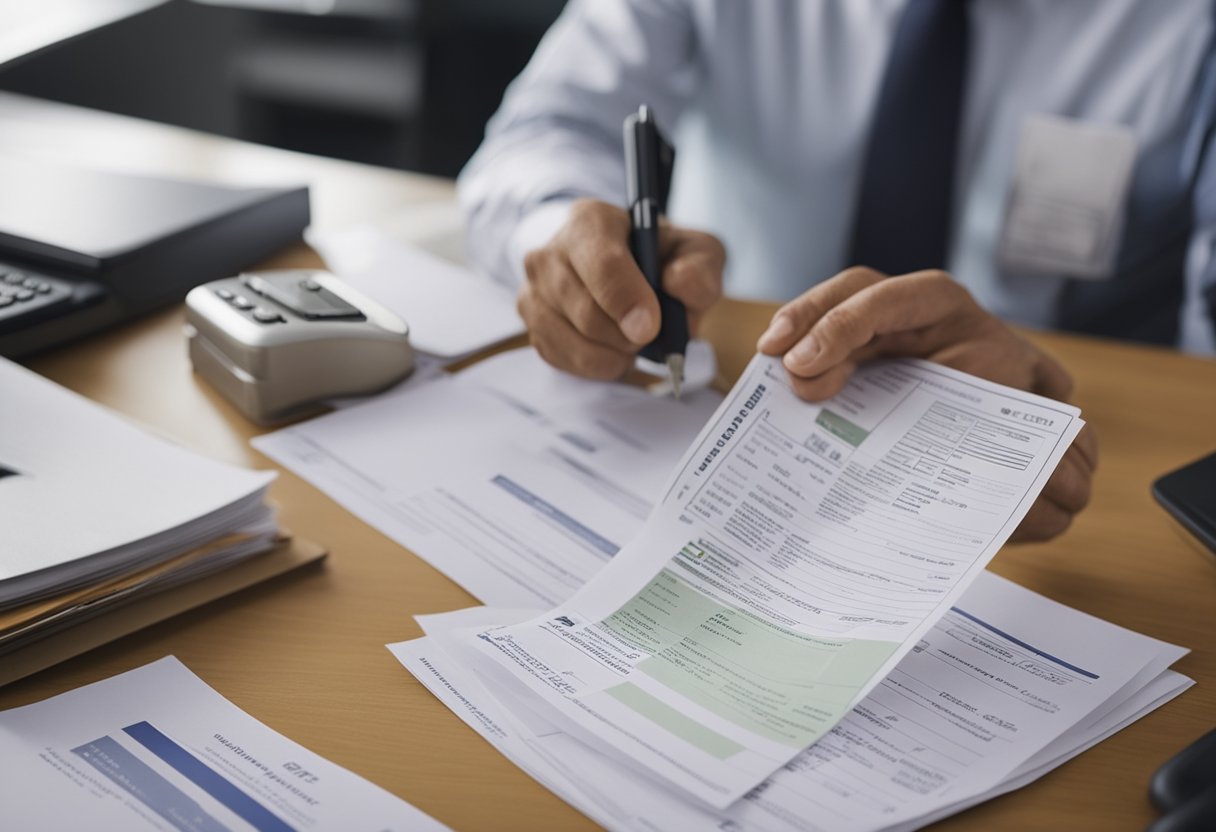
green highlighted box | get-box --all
[599,569,897,748]
[605,683,746,759]
[816,409,869,448]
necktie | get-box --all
[848,0,971,275]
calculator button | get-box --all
[13,289,34,301]
[215,288,234,301]
[252,307,284,323]
[3,272,24,285]
[34,282,52,294]
[0,295,12,307]
[231,295,253,310]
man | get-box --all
[459,0,1216,536]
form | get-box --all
[466,355,1086,807]
[0,657,449,831]
[255,348,722,607]
[390,572,1191,832]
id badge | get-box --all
[999,114,1137,280]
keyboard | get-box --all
[0,266,105,335]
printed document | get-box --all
[255,348,722,607]
[466,355,1086,807]
[390,572,1191,831]
[0,657,449,831]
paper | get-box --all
[390,571,1191,832]
[999,114,1137,279]
[0,357,276,606]
[307,225,523,359]
[255,348,722,607]
[0,656,449,831]
[465,355,1086,808]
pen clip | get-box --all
[624,105,676,213]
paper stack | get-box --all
[0,357,280,655]
[358,353,1191,830]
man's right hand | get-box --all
[519,198,726,379]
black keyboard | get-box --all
[0,267,104,334]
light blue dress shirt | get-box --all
[458,0,1216,353]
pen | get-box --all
[624,105,687,397]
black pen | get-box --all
[624,105,687,397]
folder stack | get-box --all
[0,357,293,673]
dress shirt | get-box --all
[457,0,1216,353]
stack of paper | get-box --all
[0,358,280,654]
[256,348,725,607]
[364,354,1191,829]
[392,573,1191,832]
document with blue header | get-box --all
[0,657,449,831]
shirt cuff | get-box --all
[506,200,577,287]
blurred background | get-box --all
[0,0,567,178]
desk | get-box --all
[3,94,1215,831]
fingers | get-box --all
[1072,424,1099,473]
[782,270,974,378]
[786,361,857,402]
[1009,500,1074,543]
[525,248,637,353]
[517,283,635,380]
[523,199,726,379]
[1032,352,1075,401]
[662,228,725,315]
[560,200,660,346]
[1037,445,1093,516]
[1009,437,1097,543]
[757,266,885,355]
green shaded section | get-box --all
[605,683,746,759]
[816,409,869,448]
[600,569,897,747]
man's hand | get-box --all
[519,198,725,379]
[757,267,1098,543]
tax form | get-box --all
[1,657,449,831]
[465,355,1086,808]
[254,348,722,607]
[390,571,1191,832]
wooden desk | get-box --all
[3,95,1216,831]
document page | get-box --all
[0,657,449,831]
[467,355,1086,807]
[391,571,1190,832]
[255,348,721,607]
[0,356,276,604]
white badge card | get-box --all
[999,114,1137,279]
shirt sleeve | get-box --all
[456,0,702,289]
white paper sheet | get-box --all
[0,357,276,604]
[0,656,449,831]
[389,572,1191,832]
[307,225,523,359]
[255,348,722,607]
[466,355,1086,808]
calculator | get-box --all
[185,270,413,423]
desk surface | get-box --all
[4,95,1216,832]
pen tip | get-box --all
[666,354,685,399]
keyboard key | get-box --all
[252,307,284,323]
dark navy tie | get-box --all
[848,0,971,275]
